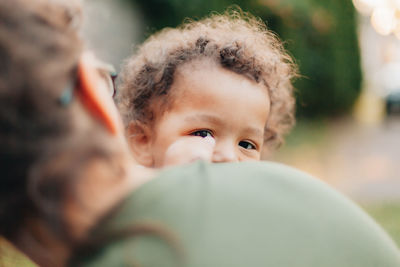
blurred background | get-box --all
[81,0,400,245]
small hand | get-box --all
[162,136,215,167]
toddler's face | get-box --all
[133,60,270,167]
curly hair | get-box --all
[116,8,297,148]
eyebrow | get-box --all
[184,113,224,125]
[184,114,264,139]
[242,127,264,140]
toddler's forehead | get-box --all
[174,58,219,84]
[149,57,269,125]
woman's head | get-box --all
[117,8,297,152]
[0,0,124,243]
[0,0,80,237]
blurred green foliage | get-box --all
[126,0,362,118]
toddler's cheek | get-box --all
[161,136,215,167]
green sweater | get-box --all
[72,161,400,267]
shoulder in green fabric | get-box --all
[72,161,400,267]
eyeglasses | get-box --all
[94,58,117,98]
[59,55,117,106]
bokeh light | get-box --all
[353,0,400,38]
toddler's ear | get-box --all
[127,122,154,167]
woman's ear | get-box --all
[76,53,122,136]
[127,122,154,167]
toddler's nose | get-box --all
[212,141,238,163]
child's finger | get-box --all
[162,136,215,167]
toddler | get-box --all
[116,9,297,167]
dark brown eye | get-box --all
[190,130,213,138]
[239,141,256,150]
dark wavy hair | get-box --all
[0,0,117,242]
[117,8,297,148]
